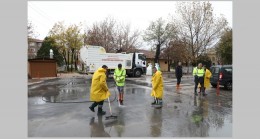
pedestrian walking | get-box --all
[89,65,111,116]
[193,63,205,96]
[113,63,126,105]
[175,62,183,89]
[151,66,164,107]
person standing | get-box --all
[193,63,205,96]
[198,65,212,95]
[114,63,126,105]
[202,65,212,95]
[89,65,110,116]
[151,66,164,107]
[175,62,183,89]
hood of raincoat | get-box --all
[90,68,110,102]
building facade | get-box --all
[137,49,169,72]
[28,38,43,59]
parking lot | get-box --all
[28,73,232,137]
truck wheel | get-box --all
[134,69,142,77]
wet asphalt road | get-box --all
[28,74,232,137]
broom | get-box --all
[105,97,118,120]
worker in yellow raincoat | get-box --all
[89,65,111,116]
[198,65,212,95]
[151,66,164,107]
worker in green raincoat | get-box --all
[114,63,126,105]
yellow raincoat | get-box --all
[90,68,111,102]
[204,69,212,89]
[198,69,212,89]
[151,70,164,99]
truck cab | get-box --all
[126,53,146,77]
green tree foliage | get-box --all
[194,54,212,68]
[37,37,64,66]
[49,22,84,72]
[49,22,68,69]
[216,29,232,64]
[65,24,84,71]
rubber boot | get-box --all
[194,91,198,96]
[178,84,181,89]
[120,93,124,105]
[118,94,121,102]
[89,102,97,112]
[151,98,156,105]
[97,106,106,116]
[151,98,158,106]
[202,90,207,96]
[120,100,123,105]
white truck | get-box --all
[79,45,146,77]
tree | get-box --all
[37,36,64,66]
[143,17,177,65]
[49,22,68,70]
[85,17,117,52]
[176,1,228,64]
[65,24,84,71]
[27,21,38,40]
[49,22,84,72]
[216,28,232,64]
[196,54,212,68]
[85,17,141,53]
[115,24,141,52]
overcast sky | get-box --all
[28,1,232,44]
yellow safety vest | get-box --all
[113,68,126,86]
[193,67,205,77]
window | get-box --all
[223,68,232,75]
[29,42,35,46]
[138,54,146,61]
[126,60,131,67]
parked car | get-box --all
[210,65,232,90]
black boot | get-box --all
[89,102,97,112]
[151,98,158,105]
[97,107,106,116]
[194,91,198,96]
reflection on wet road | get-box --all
[28,76,232,137]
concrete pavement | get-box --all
[28,72,232,137]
